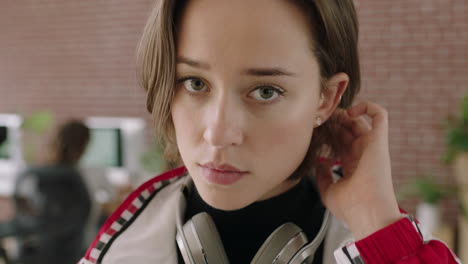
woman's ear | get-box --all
[316,72,349,123]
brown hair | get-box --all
[50,120,90,165]
[137,0,361,178]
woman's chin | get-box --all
[201,192,253,211]
[192,176,254,211]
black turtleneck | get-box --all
[179,177,326,264]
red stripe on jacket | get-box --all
[83,166,187,261]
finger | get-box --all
[336,110,371,138]
[338,127,364,163]
[347,101,388,133]
[350,116,372,137]
[335,109,357,133]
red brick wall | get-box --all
[0,1,151,119]
[355,0,467,225]
[0,1,466,223]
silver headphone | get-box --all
[175,181,331,264]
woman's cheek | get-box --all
[254,120,311,160]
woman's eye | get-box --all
[250,86,284,102]
[180,78,207,93]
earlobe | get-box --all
[315,117,323,128]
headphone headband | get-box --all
[175,178,330,264]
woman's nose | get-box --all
[203,96,244,148]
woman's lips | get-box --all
[199,165,248,185]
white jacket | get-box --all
[79,166,451,264]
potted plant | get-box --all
[443,94,468,166]
[443,95,468,215]
[399,174,454,234]
[20,111,54,165]
[443,95,468,261]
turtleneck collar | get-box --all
[184,176,325,263]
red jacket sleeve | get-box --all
[353,217,460,263]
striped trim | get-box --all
[331,164,343,180]
[344,243,365,264]
[80,166,188,264]
[333,214,427,264]
[404,214,461,263]
[334,247,353,264]
[407,214,426,242]
[78,258,94,264]
[334,243,365,264]
[317,157,343,181]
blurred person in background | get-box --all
[12,120,92,264]
[0,127,9,263]
[0,127,5,146]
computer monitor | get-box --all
[0,114,24,195]
[81,117,145,171]
[80,128,123,168]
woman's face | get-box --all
[171,0,339,210]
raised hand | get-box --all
[316,101,402,240]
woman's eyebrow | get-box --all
[176,56,296,77]
[242,68,296,77]
[177,56,210,70]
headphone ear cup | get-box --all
[251,223,308,264]
[188,212,230,264]
[178,216,205,264]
